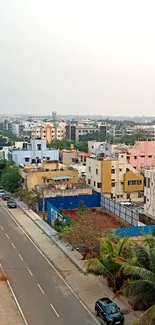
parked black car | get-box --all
[7,199,17,208]
[95,298,124,325]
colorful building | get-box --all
[86,151,143,202]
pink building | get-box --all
[127,141,155,171]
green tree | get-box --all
[1,166,21,192]
[75,141,88,152]
[47,139,88,152]
[133,305,155,325]
[15,188,41,210]
[86,236,129,292]
[77,200,88,215]
[0,159,15,181]
[117,238,155,310]
[79,131,106,142]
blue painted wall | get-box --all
[39,193,101,211]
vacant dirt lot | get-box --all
[61,208,129,247]
[63,207,128,230]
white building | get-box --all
[70,163,86,178]
[8,138,59,166]
[88,141,106,155]
[144,169,155,217]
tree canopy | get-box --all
[48,139,88,152]
[0,164,21,193]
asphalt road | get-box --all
[0,203,98,325]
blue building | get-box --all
[8,138,59,165]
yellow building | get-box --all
[20,161,78,190]
[86,151,143,202]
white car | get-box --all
[0,190,5,197]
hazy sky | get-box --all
[0,0,155,116]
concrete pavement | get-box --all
[0,266,23,325]
[0,203,99,325]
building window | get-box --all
[111,169,115,174]
[24,157,29,162]
[140,155,145,158]
[92,146,94,149]
[127,193,130,199]
[144,196,146,204]
[121,155,124,158]
[147,178,150,188]
[79,130,81,133]
[148,155,152,158]
[134,156,137,159]
[111,193,113,199]
[96,169,98,175]
[137,180,142,185]
[88,179,91,185]
[119,168,122,172]
[128,180,141,186]
[94,181,96,187]
[89,166,91,172]
[111,182,115,187]
[97,182,101,188]
[37,144,41,150]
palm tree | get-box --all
[116,239,155,310]
[85,236,129,292]
[133,305,155,325]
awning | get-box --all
[51,176,71,181]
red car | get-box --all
[2,194,10,201]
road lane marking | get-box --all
[18,254,24,261]
[0,201,100,325]
[1,225,4,230]
[5,233,10,239]
[27,267,33,276]
[11,243,16,249]
[50,304,59,318]
[37,283,44,294]
[0,262,28,325]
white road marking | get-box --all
[50,303,59,318]
[37,283,44,294]
[27,267,33,276]
[11,242,16,249]
[5,233,9,239]
[0,262,28,325]
[18,254,24,261]
[1,225,4,230]
[0,201,100,325]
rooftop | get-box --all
[37,182,90,190]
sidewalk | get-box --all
[1,200,140,325]
[0,268,23,325]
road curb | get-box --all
[18,202,85,274]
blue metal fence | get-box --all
[47,202,71,224]
[39,194,101,211]
[116,225,155,237]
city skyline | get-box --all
[1,0,155,116]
